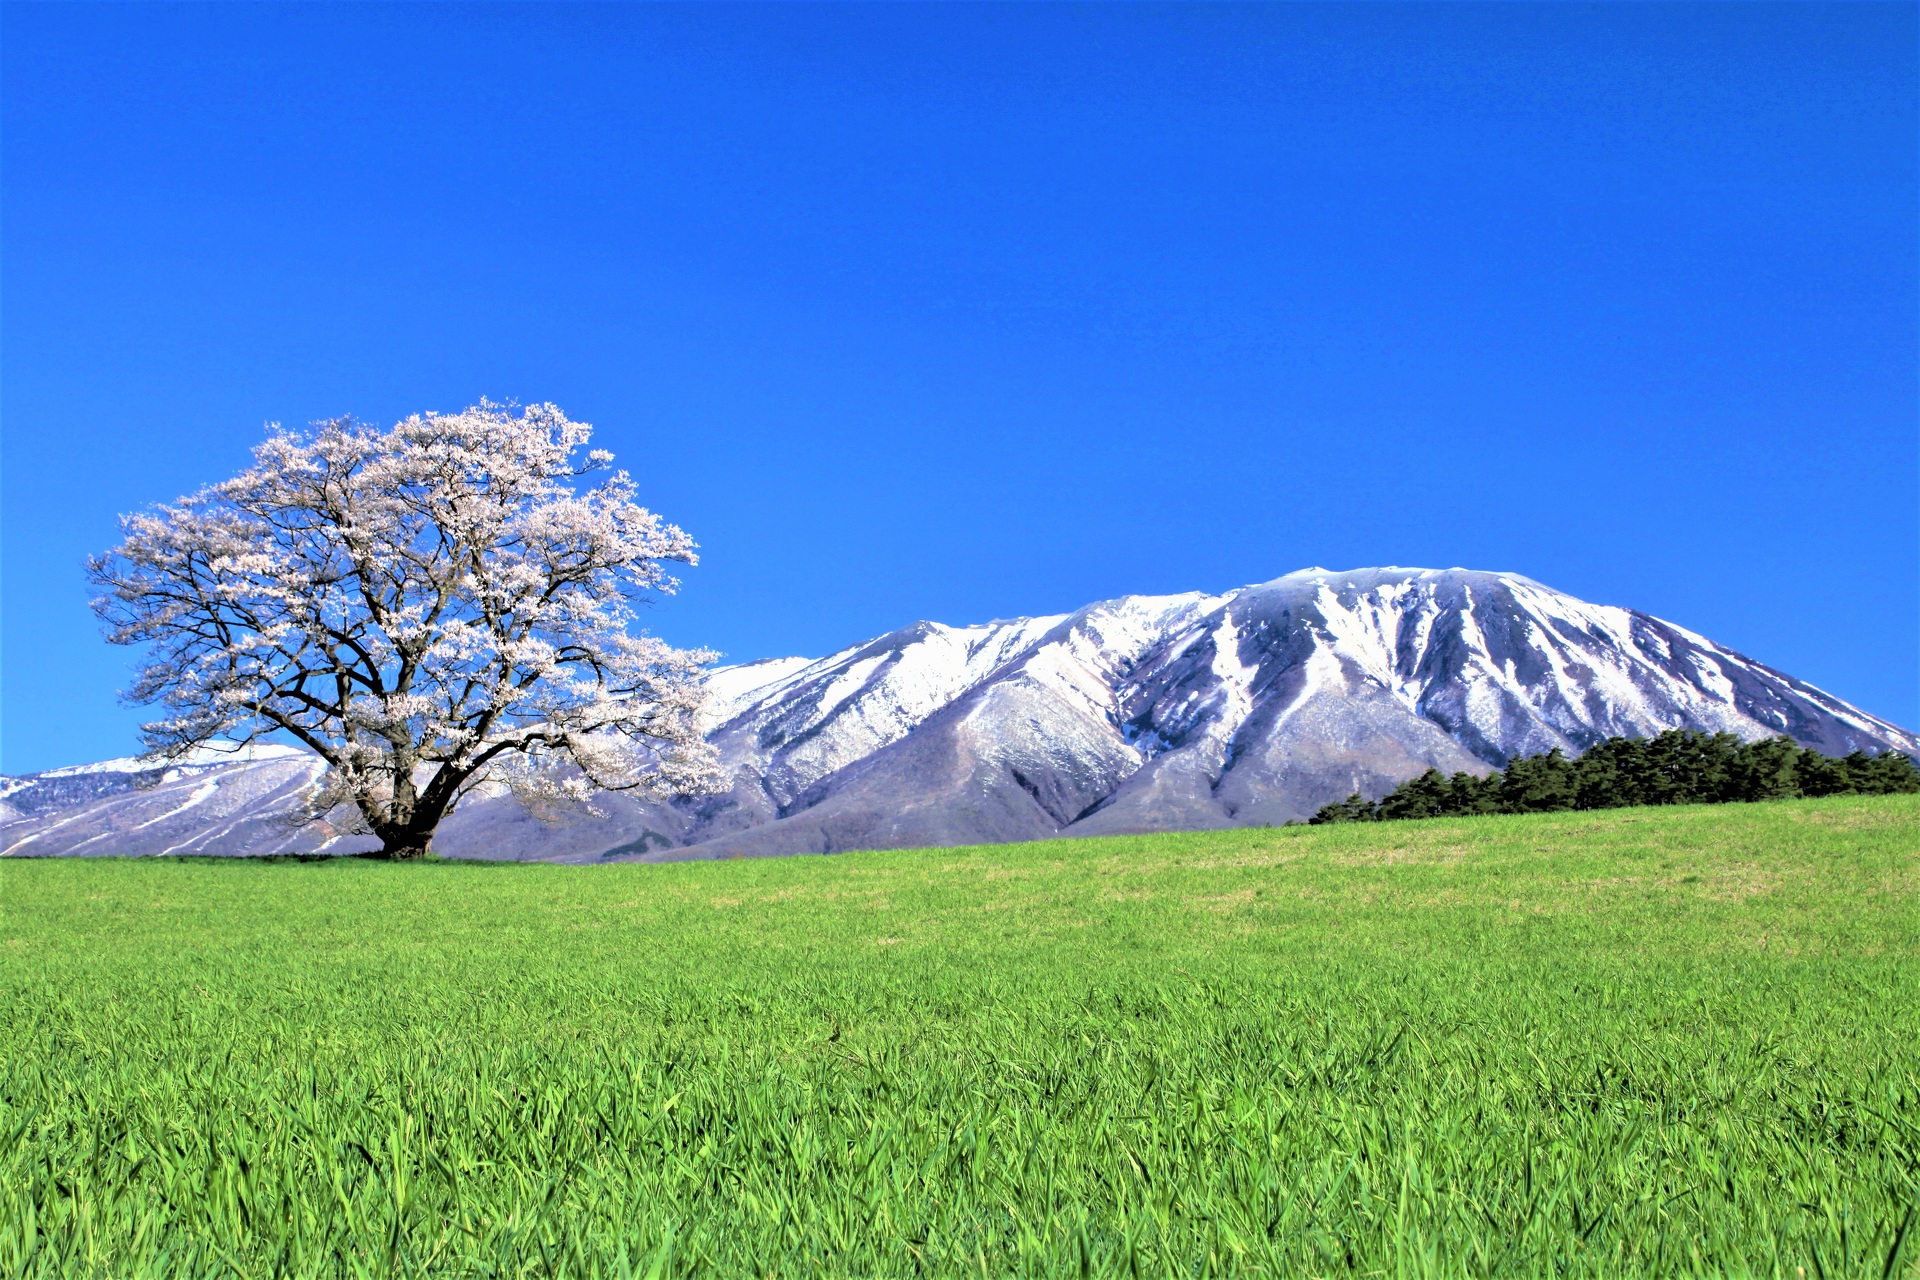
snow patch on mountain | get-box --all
[33,742,310,778]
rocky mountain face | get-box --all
[6,568,1913,861]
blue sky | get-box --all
[2,3,1914,773]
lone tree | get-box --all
[89,401,720,858]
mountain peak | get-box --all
[6,569,1912,861]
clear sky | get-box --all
[2,3,1915,774]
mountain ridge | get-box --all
[4,567,1913,861]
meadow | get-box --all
[2,797,1917,1278]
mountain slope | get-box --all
[1072,567,1903,835]
[4,568,1912,860]
[0,746,347,857]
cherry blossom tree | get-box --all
[89,401,720,858]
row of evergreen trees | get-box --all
[1311,730,1919,824]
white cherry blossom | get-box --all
[89,401,720,857]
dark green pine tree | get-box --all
[1445,770,1500,815]
[1569,736,1637,810]
[1309,792,1380,824]
[1497,747,1577,813]
[1377,769,1451,820]
[1318,734,1916,826]
[1840,749,1920,794]
[1795,748,1853,797]
[1728,736,1800,802]
[1638,730,1739,805]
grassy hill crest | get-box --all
[4,796,1917,1276]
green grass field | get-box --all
[3,797,1917,1278]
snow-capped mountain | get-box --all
[5,568,1913,861]
[0,744,331,857]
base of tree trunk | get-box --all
[380,845,431,861]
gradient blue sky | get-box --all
[3,3,1915,773]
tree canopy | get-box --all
[1311,730,1919,825]
[89,402,719,858]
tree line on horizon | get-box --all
[1310,729,1920,825]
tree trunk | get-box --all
[375,829,433,860]
[372,794,453,860]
